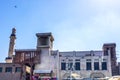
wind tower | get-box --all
[103,43,117,75]
[35,32,54,70]
[5,28,16,63]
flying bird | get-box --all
[14,5,17,8]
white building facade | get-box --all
[33,33,116,80]
[59,51,112,80]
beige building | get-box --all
[58,43,118,80]
[0,63,24,80]
[0,28,119,80]
[0,28,25,80]
[59,50,111,79]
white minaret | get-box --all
[5,28,16,63]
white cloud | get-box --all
[83,12,120,36]
[90,0,120,7]
[52,7,120,51]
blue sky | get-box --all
[1,0,120,62]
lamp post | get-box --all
[66,57,74,80]
[12,64,15,80]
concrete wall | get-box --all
[35,48,51,70]
[0,63,24,80]
[34,49,59,78]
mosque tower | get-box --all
[5,28,16,63]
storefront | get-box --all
[33,70,57,80]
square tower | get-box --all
[35,33,54,70]
[103,43,117,76]
[36,32,54,50]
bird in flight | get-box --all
[14,5,17,8]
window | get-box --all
[94,62,99,70]
[75,59,80,61]
[68,59,73,61]
[86,62,91,70]
[103,59,107,61]
[61,62,66,70]
[40,37,48,45]
[104,50,108,56]
[5,67,12,72]
[75,62,80,70]
[0,67,2,72]
[68,62,73,70]
[102,62,107,70]
[111,48,114,58]
[94,59,99,62]
[104,48,109,56]
[86,59,91,61]
[15,67,21,72]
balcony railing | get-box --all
[13,49,40,64]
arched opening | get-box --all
[62,73,81,80]
[90,72,105,78]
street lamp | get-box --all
[12,64,15,80]
[66,57,74,80]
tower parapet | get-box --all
[36,32,54,50]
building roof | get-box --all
[59,50,103,57]
[15,49,37,52]
[36,32,54,41]
[36,32,52,36]
[103,43,116,47]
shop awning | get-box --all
[109,76,120,80]
[33,70,52,74]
